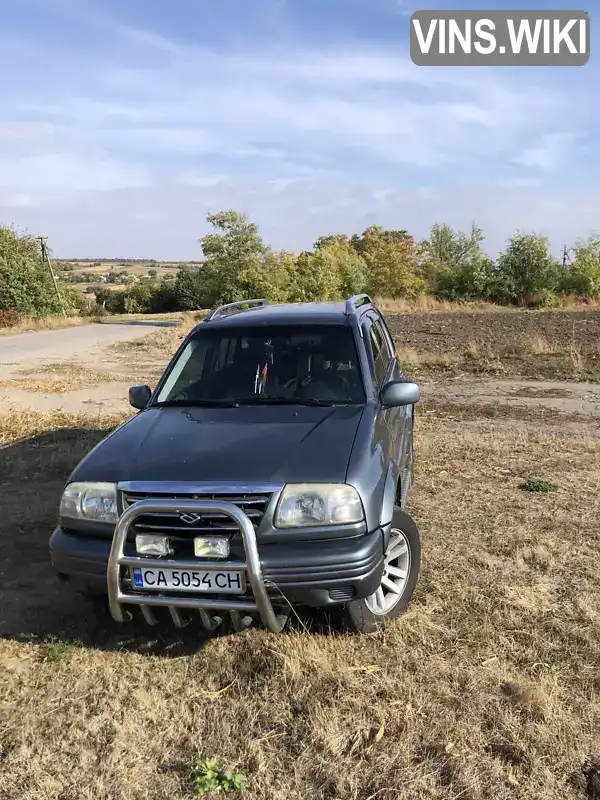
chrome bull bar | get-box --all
[107,498,286,633]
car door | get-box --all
[363,315,396,481]
[378,315,414,474]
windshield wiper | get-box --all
[235,396,346,407]
[155,399,240,408]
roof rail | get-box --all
[204,299,269,323]
[344,294,373,315]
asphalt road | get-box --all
[0,321,173,368]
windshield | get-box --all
[155,324,366,406]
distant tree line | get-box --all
[56,258,201,267]
[2,214,600,324]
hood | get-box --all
[71,404,364,485]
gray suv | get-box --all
[50,295,421,633]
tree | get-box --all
[174,266,209,310]
[242,250,295,303]
[288,240,367,302]
[560,237,600,299]
[423,223,494,300]
[314,234,350,250]
[123,281,156,313]
[350,227,413,256]
[494,232,561,307]
[351,226,425,298]
[0,226,69,316]
[199,210,268,303]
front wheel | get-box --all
[343,506,421,634]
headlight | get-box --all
[274,483,364,528]
[60,482,118,523]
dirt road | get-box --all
[0,321,173,374]
[0,321,177,414]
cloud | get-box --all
[8,43,582,183]
[1,1,598,256]
[513,132,576,172]
[0,192,33,208]
[0,122,54,141]
[0,153,150,191]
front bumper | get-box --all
[50,499,386,631]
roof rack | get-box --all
[344,294,373,316]
[204,299,269,323]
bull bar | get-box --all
[107,498,287,633]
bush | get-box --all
[0,227,65,316]
[493,232,561,307]
[288,240,366,302]
[422,223,494,301]
[61,286,95,316]
[560,237,600,299]
[174,267,210,310]
[90,280,178,315]
[0,309,20,328]
[241,250,295,303]
[350,226,425,299]
[105,290,127,314]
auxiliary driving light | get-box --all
[135,534,172,556]
[194,536,230,559]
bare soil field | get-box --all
[1,309,600,800]
[388,308,600,353]
[387,308,600,381]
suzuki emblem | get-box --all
[180,512,203,525]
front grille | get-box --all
[120,490,272,540]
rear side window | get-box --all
[378,316,396,359]
[369,321,391,387]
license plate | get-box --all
[130,566,246,594]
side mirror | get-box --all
[380,380,420,408]
[129,384,152,410]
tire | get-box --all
[344,506,421,634]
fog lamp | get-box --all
[194,536,230,559]
[135,534,172,556]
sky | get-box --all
[0,0,598,259]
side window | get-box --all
[369,321,390,387]
[377,315,395,360]
[156,339,208,401]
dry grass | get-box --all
[375,296,505,314]
[0,363,126,394]
[0,311,194,337]
[397,333,600,381]
[517,333,554,356]
[111,312,201,360]
[375,296,600,314]
[0,314,86,336]
[1,406,600,799]
[96,311,189,325]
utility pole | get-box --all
[38,236,67,317]
[562,245,574,269]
